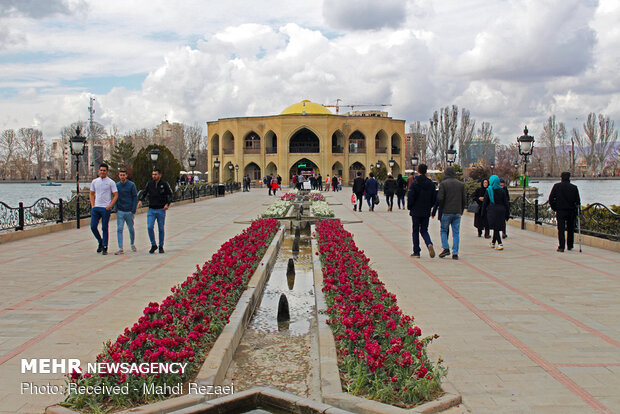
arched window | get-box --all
[349,131,366,153]
[289,128,320,153]
[244,131,261,154]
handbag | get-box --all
[467,201,480,214]
[373,194,380,205]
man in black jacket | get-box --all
[407,164,436,258]
[352,172,365,211]
[548,172,581,252]
[137,168,173,254]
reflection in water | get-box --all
[248,227,314,336]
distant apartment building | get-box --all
[463,139,496,166]
[405,132,426,169]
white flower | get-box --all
[261,199,292,218]
[311,200,334,217]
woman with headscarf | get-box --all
[499,178,510,238]
[396,173,407,209]
[473,179,490,238]
[482,175,510,250]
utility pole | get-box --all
[88,97,96,178]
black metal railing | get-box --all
[0,183,241,232]
[510,196,620,240]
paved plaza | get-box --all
[0,188,619,413]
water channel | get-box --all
[223,209,321,399]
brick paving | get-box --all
[0,187,619,413]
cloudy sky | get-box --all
[0,0,618,144]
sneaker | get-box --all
[503,233,508,238]
[96,244,103,253]
[131,245,137,252]
[410,253,420,258]
[495,244,504,250]
[490,242,495,248]
[452,254,459,260]
[439,248,451,258]
[149,245,158,254]
[557,247,564,252]
[427,244,435,258]
[114,249,124,255]
[102,247,108,255]
[159,246,165,254]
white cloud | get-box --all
[0,0,618,148]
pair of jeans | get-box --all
[386,194,394,209]
[90,207,111,247]
[116,210,135,249]
[147,208,166,247]
[397,194,405,209]
[412,216,432,254]
[440,213,461,255]
[365,193,376,211]
[556,210,576,249]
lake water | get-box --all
[0,183,74,207]
[532,179,620,206]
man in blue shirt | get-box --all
[114,168,138,255]
[364,172,379,212]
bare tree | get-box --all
[183,124,203,167]
[428,105,473,168]
[540,115,566,176]
[473,122,498,165]
[427,112,440,168]
[33,131,47,179]
[457,109,475,165]
[573,113,619,175]
[0,129,17,179]
[16,128,42,179]
[126,128,153,151]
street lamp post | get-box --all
[148,147,160,170]
[517,126,535,230]
[388,158,395,174]
[411,153,419,170]
[490,160,495,176]
[446,145,457,166]
[69,127,86,229]
[228,164,234,193]
[188,153,197,203]
[213,158,220,197]
[235,164,239,187]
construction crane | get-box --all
[324,99,392,114]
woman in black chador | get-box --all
[473,179,490,238]
[483,175,510,250]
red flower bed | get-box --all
[64,219,279,411]
[280,192,297,201]
[315,219,445,407]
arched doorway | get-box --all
[265,162,278,177]
[245,163,261,182]
[391,161,402,177]
[332,161,344,178]
[289,158,320,180]
[349,162,366,185]
[289,128,320,153]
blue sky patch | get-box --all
[60,73,147,94]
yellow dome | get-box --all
[280,100,332,115]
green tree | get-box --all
[132,144,182,192]
[106,141,135,180]
[371,163,388,181]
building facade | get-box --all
[207,100,406,185]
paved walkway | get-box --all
[0,188,619,413]
[327,189,620,414]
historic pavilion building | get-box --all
[207,100,405,186]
